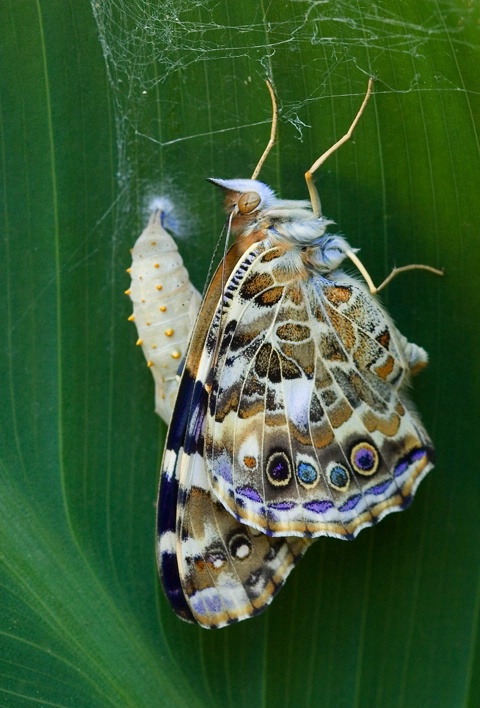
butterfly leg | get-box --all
[345,248,444,294]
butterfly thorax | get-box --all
[210,177,353,276]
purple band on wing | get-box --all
[394,447,427,477]
[236,486,263,503]
[339,494,362,512]
[369,480,392,495]
[191,591,223,615]
[303,499,335,514]
[269,501,296,511]
[217,460,233,483]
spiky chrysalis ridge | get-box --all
[128,205,201,423]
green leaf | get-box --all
[1,0,479,706]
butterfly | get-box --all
[129,78,442,628]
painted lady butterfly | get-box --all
[129,79,442,628]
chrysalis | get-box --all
[128,200,201,423]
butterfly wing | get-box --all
[175,448,311,628]
[205,244,434,538]
[157,243,313,627]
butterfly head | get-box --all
[208,178,278,237]
[208,178,275,213]
[208,177,335,250]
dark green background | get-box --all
[1,1,479,706]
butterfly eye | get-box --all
[237,191,261,214]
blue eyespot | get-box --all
[298,461,317,485]
[329,464,350,490]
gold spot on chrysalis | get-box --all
[128,314,135,321]
[165,328,174,337]
[136,338,143,346]
[154,263,160,269]
[126,267,132,274]
[171,350,181,359]
[156,284,163,291]
[160,305,167,312]
[124,288,131,295]
[147,361,153,367]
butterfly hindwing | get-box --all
[175,448,311,628]
[204,242,434,538]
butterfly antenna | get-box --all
[251,79,278,180]
[305,78,374,218]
